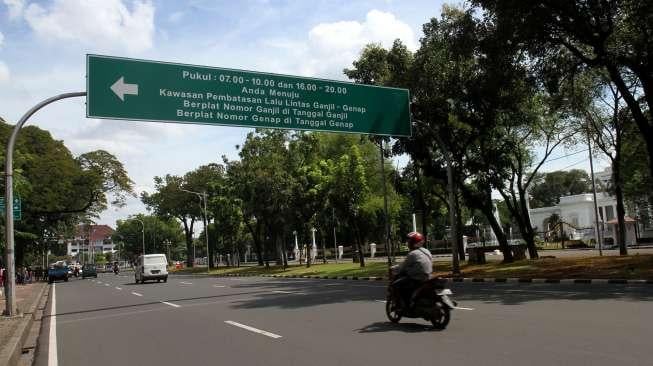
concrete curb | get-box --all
[0,282,49,366]
[214,273,653,285]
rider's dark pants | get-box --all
[393,277,423,308]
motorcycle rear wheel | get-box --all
[430,305,450,330]
[385,296,402,323]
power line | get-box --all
[558,158,589,171]
[543,148,589,165]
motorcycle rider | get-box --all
[113,262,119,275]
[391,231,433,310]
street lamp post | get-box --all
[164,239,172,265]
[132,218,145,255]
[182,189,210,274]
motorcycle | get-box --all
[385,272,456,330]
[113,266,119,275]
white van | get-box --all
[135,254,168,284]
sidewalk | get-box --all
[0,282,48,366]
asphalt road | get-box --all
[35,273,653,366]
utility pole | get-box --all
[587,126,603,256]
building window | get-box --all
[71,249,77,252]
[605,206,615,221]
[599,206,604,220]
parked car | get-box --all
[48,263,69,283]
[135,254,168,284]
[81,264,97,278]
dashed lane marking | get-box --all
[131,291,143,297]
[115,287,122,290]
[213,285,226,288]
[271,290,305,295]
[161,301,181,308]
[224,321,282,339]
[179,281,193,285]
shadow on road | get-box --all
[47,289,272,318]
[221,279,653,310]
[357,321,438,333]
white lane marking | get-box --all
[97,281,102,284]
[179,281,193,285]
[224,321,282,339]
[375,300,387,303]
[271,290,305,295]
[454,306,475,311]
[48,283,58,366]
[104,284,110,287]
[115,287,122,290]
[325,283,343,286]
[131,291,143,297]
[230,278,247,281]
[213,285,226,288]
[160,301,181,308]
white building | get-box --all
[528,167,650,246]
[66,224,116,257]
[529,192,629,244]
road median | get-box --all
[171,254,653,284]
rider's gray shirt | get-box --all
[398,247,433,281]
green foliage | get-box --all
[530,170,591,208]
[0,120,133,266]
[113,214,184,261]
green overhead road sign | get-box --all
[0,197,21,220]
[87,54,411,136]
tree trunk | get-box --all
[614,164,628,256]
[183,224,194,267]
[354,221,366,267]
[460,185,514,262]
[246,222,264,266]
[486,213,513,263]
[281,232,288,268]
[305,242,311,268]
[208,223,215,269]
[518,188,539,259]
[455,196,466,262]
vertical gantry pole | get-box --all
[379,140,392,268]
[4,92,85,317]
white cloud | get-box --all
[0,31,4,48]
[0,61,9,82]
[23,0,155,53]
[3,0,24,20]
[168,10,184,23]
[266,9,416,79]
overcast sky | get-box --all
[0,0,608,231]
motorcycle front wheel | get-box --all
[430,304,450,330]
[385,296,402,323]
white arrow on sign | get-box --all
[110,76,139,101]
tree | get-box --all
[328,145,370,267]
[0,120,133,265]
[583,75,637,255]
[473,0,653,180]
[530,170,591,208]
[141,174,201,267]
[113,214,184,261]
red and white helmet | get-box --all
[407,231,425,246]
